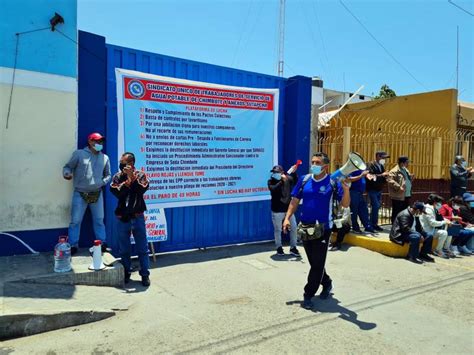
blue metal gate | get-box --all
[78,30,311,254]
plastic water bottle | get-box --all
[54,236,72,273]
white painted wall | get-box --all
[0,70,77,231]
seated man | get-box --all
[420,194,452,258]
[389,202,434,264]
[330,207,351,251]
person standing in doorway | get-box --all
[387,156,413,224]
[366,151,390,231]
[63,132,111,255]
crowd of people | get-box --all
[268,151,474,308]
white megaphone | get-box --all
[330,152,367,181]
[89,240,106,271]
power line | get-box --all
[311,0,333,84]
[448,0,474,16]
[231,0,254,67]
[339,0,428,90]
[298,0,328,80]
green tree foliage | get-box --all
[373,84,397,99]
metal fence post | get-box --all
[342,126,351,160]
[330,142,337,172]
[433,137,442,179]
[462,141,470,164]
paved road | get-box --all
[1,243,473,354]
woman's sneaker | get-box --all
[276,246,285,256]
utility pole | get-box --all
[277,0,286,77]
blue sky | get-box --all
[78,0,473,101]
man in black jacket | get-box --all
[268,164,300,256]
[110,152,151,286]
[366,151,390,231]
[450,155,473,198]
[389,202,434,264]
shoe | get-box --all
[141,275,150,287]
[433,250,448,259]
[124,272,131,284]
[101,242,111,253]
[290,247,301,257]
[365,228,376,234]
[459,246,472,255]
[374,225,384,232]
[407,256,423,264]
[444,249,456,258]
[276,247,285,256]
[320,282,333,299]
[71,246,78,256]
[450,246,461,256]
[352,228,363,234]
[420,254,435,262]
[302,295,313,310]
[329,244,340,251]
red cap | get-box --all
[93,240,102,246]
[88,132,105,141]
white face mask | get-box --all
[379,159,386,165]
[453,204,460,210]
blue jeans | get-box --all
[402,231,433,258]
[68,190,106,247]
[117,215,150,276]
[368,190,382,227]
[350,190,371,230]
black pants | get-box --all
[303,229,332,297]
[391,197,411,224]
[334,224,351,246]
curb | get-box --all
[332,232,440,258]
[0,311,116,341]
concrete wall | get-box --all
[0,0,78,232]
[342,89,458,131]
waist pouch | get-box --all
[79,191,101,204]
[297,222,325,241]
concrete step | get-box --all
[0,253,124,288]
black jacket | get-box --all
[267,173,297,213]
[366,160,386,192]
[458,205,474,225]
[110,170,149,221]
[450,164,471,190]
[389,208,423,245]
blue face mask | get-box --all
[470,202,474,208]
[310,165,323,175]
[435,203,442,210]
[271,173,281,180]
[461,161,467,168]
[94,143,103,152]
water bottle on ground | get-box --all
[54,236,72,272]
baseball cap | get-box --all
[270,165,284,173]
[413,202,425,212]
[376,151,390,158]
[88,132,105,141]
[398,156,410,164]
[463,192,474,202]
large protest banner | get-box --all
[115,68,279,211]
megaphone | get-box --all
[330,152,366,180]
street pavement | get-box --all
[1,242,473,354]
